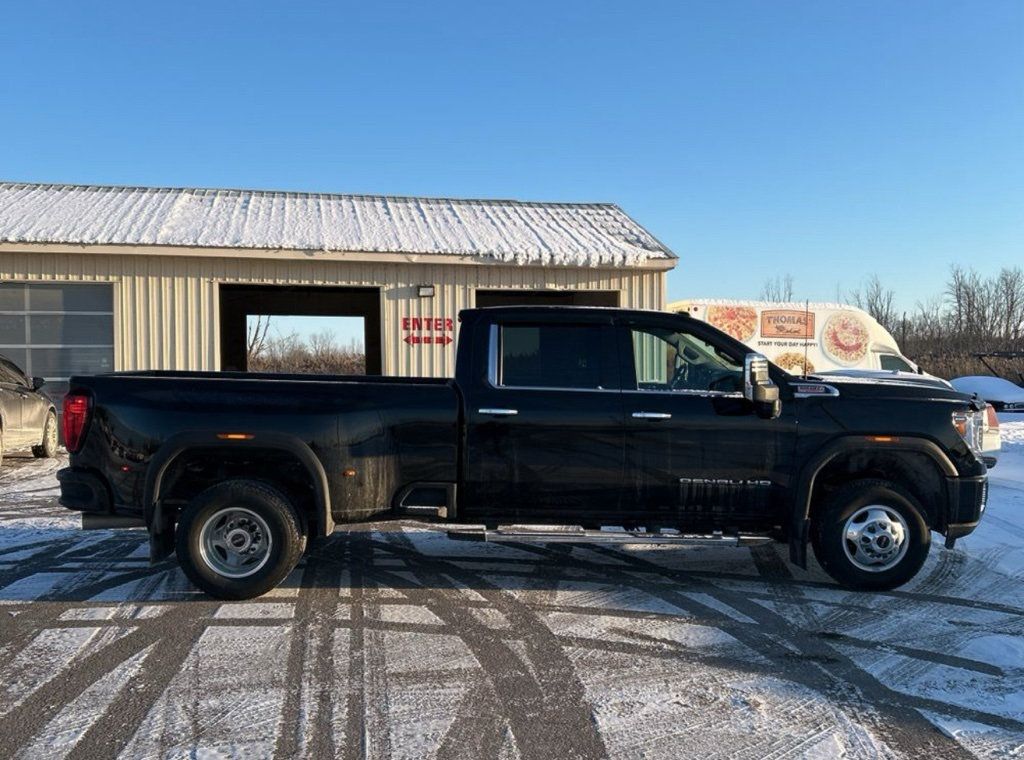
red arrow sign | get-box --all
[404,334,453,346]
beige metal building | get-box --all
[0,182,676,392]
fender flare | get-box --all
[143,432,334,561]
[788,435,957,567]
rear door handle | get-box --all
[479,408,518,416]
[632,411,672,420]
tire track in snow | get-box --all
[343,535,370,760]
[580,544,1001,757]
[0,599,216,757]
[371,530,608,760]
[435,679,512,760]
[499,540,978,756]
[273,547,346,760]
[62,602,219,760]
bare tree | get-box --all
[850,275,898,333]
[946,265,1003,340]
[249,329,366,375]
[994,267,1024,342]
[898,266,1024,378]
[246,315,272,366]
[760,274,795,301]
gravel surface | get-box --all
[1,425,1022,759]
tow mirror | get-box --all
[743,353,781,419]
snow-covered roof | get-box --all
[0,182,675,267]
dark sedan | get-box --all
[0,354,58,467]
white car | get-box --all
[951,376,1024,412]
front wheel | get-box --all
[32,412,58,458]
[811,479,930,591]
[176,480,307,600]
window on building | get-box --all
[0,283,115,402]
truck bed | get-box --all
[66,370,460,525]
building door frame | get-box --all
[217,284,383,374]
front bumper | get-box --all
[944,475,988,539]
[57,467,112,514]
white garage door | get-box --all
[0,283,114,403]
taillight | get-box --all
[985,403,999,429]
[62,392,91,453]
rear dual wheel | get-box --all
[812,479,930,591]
[176,480,307,600]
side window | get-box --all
[497,324,605,389]
[0,359,26,387]
[879,354,914,372]
[631,326,743,393]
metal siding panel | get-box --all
[0,249,667,377]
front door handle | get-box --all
[479,408,518,416]
[632,411,672,420]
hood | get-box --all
[794,373,978,406]
[816,368,952,389]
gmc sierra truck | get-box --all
[58,306,989,600]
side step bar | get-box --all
[82,514,146,530]
[400,505,448,519]
[447,525,773,547]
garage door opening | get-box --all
[475,290,620,308]
[220,285,381,374]
[246,315,366,375]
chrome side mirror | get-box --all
[744,353,781,419]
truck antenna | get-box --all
[803,300,811,377]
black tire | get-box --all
[811,479,930,591]
[32,412,58,458]
[175,479,307,600]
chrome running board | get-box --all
[446,525,773,547]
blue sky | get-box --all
[1,0,1021,318]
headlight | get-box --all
[952,409,984,453]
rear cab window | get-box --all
[492,323,615,390]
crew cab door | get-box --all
[617,315,796,528]
[462,317,625,524]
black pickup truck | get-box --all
[58,306,989,599]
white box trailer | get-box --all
[668,299,916,375]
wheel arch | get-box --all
[144,432,334,562]
[789,436,956,568]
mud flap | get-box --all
[789,517,810,569]
[944,535,957,550]
[148,503,175,564]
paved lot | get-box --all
[1,435,1023,759]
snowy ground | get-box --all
[0,424,1022,759]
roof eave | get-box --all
[0,240,677,270]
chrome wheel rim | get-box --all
[843,505,909,572]
[198,507,273,579]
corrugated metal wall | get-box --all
[0,249,667,377]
